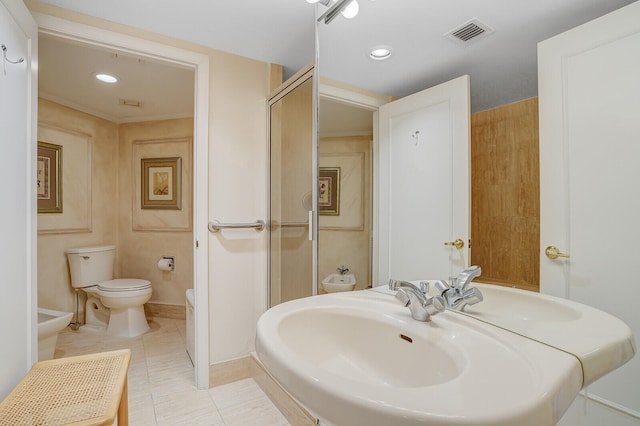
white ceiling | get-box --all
[39,35,195,123]
[36,0,635,124]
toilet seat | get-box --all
[98,278,151,292]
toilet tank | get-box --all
[66,245,116,288]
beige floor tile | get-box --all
[54,318,289,426]
[128,393,157,426]
[210,379,289,426]
[154,388,224,426]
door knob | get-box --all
[444,238,465,250]
[545,246,570,260]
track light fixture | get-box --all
[309,0,360,24]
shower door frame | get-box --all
[267,64,318,307]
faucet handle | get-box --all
[432,280,450,295]
[400,290,445,322]
[455,265,481,291]
[394,288,411,306]
[462,287,483,306]
[389,278,400,290]
[424,295,446,316]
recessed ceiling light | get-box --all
[370,47,392,60]
[95,73,118,83]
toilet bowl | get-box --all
[66,246,153,338]
[97,279,152,337]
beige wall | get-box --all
[118,119,194,305]
[37,99,195,313]
[25,0,273,364]
[37,99,119,312]
[319,136,372,290]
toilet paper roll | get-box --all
[157,258,173,271]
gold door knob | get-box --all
[545,246,570,260]
[444,238,465,250]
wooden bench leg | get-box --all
[118,376,129,426]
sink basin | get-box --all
[256,290,582,426]
[457,283,636,386]
[321,273,356,292]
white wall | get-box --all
[26,2,272,374]
[208,52,269,362]
[0,0,37,398]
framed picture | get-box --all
[141,157,182,209]
[37,141,63,213]
[319,167,340,215]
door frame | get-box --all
[319,82,388,285]
[0,0,38,384]
[32,13,211,389]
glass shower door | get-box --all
[268,68,316,306]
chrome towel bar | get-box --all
[208,220,265,233]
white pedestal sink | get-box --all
[256,290,583,426]
[447,283,635,386]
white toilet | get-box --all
[66,245,152,338]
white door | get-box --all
[539,3,640,424]
[376,75,470,284]
[0,0,37,398]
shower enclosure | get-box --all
[268,66,317,306]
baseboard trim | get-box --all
[144,302,186,320]
[208,355,316,425]
[250,354,316,425]
[209,357,252,387]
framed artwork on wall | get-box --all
[37,141,63,213]
[319,167,340,215]
[141,157,182,209]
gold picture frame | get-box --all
[37,141,63,213]
[141,157,182,210]
[319,167,340,215]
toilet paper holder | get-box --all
[158,256,175,272]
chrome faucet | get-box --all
[389,279,445,321]
[434,266,483,310]
[337,265,350,275]
[388,279,427,294]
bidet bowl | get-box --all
[321,273,356,292]
[37,308,73,360]
[256,290,582,426]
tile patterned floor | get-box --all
[55,317,289,426]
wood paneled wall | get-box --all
[471,98,539,291]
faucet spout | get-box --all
[388,279,427,293]
[390,279,445,321]
[396,288,445,321]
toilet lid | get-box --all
[98,278,151,291]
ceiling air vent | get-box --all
[119,98,145,108]
[444,18,494,47]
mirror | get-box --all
[315,0,633,292]
[317,99,374,293]
[313,3,639,422]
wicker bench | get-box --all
[0,349,131,425]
